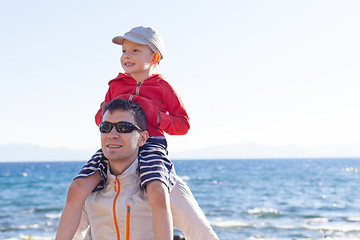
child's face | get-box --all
[121,40,156,77]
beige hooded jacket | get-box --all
[73,159,219,240]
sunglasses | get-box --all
[99,121,143,133]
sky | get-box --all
[1,0,360,157]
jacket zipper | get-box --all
[126,205,131,240]
[136,82,142,95]
[129,82,142,101]
[113,177,121,240]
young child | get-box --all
[56,26,189,240]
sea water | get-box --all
[1,158,360,240]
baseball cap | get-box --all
[112,26,165,60]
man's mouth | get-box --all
[107,144,122,149]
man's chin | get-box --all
[103,150,121,160]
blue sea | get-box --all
[1,158,360,240]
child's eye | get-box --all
[133,49,139,52]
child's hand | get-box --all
[129,95,160,127]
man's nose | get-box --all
[108,127,120,138]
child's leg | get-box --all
[170,177,219,240]
[56,172,102,240]
[146,180,173,240]
[139,137,175,240]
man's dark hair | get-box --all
[102,98,147,130]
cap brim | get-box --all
[112,36,125,45]
[112,35,148,46]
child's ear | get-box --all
[151,53,161,65]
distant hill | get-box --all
[169,143,360,160]
[0,144,93,162]
[1,143,360,162]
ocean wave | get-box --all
[5,234,54,240]
[304,223,360,232]
[346,217,360,222]
[211,180,221,184]
[248,236,277,240]
[29,207,63,213]
[180,176,190,181]
[248,208,282,218]
[210,219,251,228]
[274,224,297,230]
[345,167,359,172]
[1,224,40,231]
[45,213,61,219]
[304,217,329,223]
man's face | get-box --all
[101,109,146,164]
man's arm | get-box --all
[72,207,91,240]
[170,177,219,240]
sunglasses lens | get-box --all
[99,122,112,133]
[116,123,134,133]
[100,121,141,133]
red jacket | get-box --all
[95,73,190,137]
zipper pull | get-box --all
[126,205,131,240]
[136,82,142,95]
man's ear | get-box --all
[151,53,161,65]
[138,131,149,147]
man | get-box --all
[73,98,218,240]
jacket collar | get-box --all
[105,158,140,189]
[108,72,163,85]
